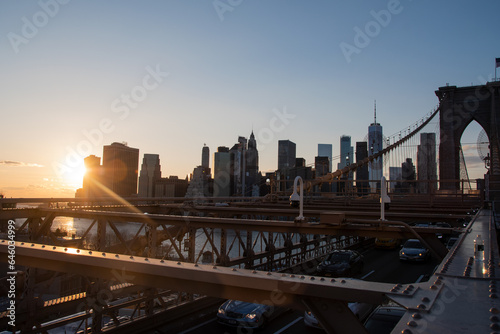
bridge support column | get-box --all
[146,224,157,258]
[97,218,107,251]
[244,230,254,269]
[187,227,196,263]
[217,228,229,266]
[266,232,275,271]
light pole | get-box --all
[345,154,350,195]
[380,176,391,220]
[290,176,305,222]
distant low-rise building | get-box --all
[155,176,188,197]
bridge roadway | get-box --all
[2,206,457,259]
[1,208,498,333]
[176,246,442,334]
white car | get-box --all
[304,302,374,329]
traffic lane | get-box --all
[177,247,443,334]
[179,308,301,334]
[359,247,440,284]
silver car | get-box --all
[217,300,280,329]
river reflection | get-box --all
[14,216,310,262]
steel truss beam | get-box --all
[1,241,410,334]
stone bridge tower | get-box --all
[436,82,500,201]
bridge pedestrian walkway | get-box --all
[391,208,500,333]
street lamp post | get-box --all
[290,176,305,222]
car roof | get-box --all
[368,306,406,318]
[330,249,357,254]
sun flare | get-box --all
[64,164,87,189]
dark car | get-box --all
[399,239,430,262]
[217,300,281,329]
[364,305,406,333]
[316,250,364,277]
[304,301,374,328]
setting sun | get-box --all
[64,163,87,190]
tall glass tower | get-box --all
[202,144,210,169]
[318,144,333,173]
[368,101,383,192]
[338,136,354,172]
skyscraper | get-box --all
[81,155,104,198]
[318,144,333,173]
[186,144,212,198]
[230,137,247,196]
[389,166,403,193]
[278,140,296,170]
[315,156,330,192]
[214,146,231,197]
[102,142,139,197]
[402,158,416,193]
[338,136,354,178]
[368,102,383,192]
[355,141,369,196]
[417,133,437,193]
[138,154,161,197]
[245,131,259,196]
[202,144,210,169]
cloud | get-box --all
[0,160,44,167]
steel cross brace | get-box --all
[302,297,368,334]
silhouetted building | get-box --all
[214,146,231,197]
[186,166,212,198]
[355,142,369,196]
[296,158,306,168]
[318,144,333,172]
[224,133,261,196]
[390,166,403,193]
[278,140,296,170]
[229,137,247,196]
[80,155,104,198]
[202,144,210,169]
[338,135,354,180]
[102,142,139,197]
[186,145,213,198]
[245,131,259,196]
[155,176,188,197]
[417,133,437,194]
[315,156,330,193]
[138,154,161,197]
[368,102,383,192]
[401,158,416,193]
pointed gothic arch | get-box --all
[436,82,500,195]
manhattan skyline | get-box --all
[1,1,499,197]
